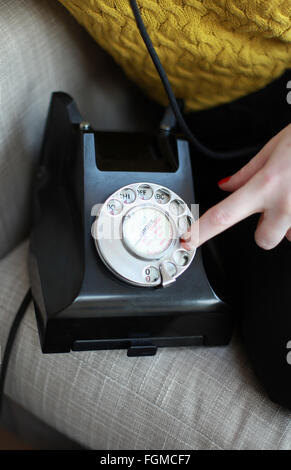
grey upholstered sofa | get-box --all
[0,0,290,450]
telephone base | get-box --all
[29,92,234,354]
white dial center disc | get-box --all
[122,206,173,259]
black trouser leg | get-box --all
[186,70,291,409]
[240,233,291,409]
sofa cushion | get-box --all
[0,0,158,259]
[0,241,290,450]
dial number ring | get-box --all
[94,182,195,287]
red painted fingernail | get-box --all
[218,176,231,185]
[181,241,192,251]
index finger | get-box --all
[181,176,264,248]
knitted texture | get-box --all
[58,0,291,110]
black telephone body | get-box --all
[29,92,233,356]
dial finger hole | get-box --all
[107,199,123,215]
[173,249,190,266]
[163,261,177,277]
[170,199,185,216]
[178,215,193,233]
[119,188,136,204]
[137,184,153,200]
[144,266,160,283]
[155,188,171,205]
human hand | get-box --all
[181,123,291,250]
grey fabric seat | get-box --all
[0,0,290,449]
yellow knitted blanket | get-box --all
[58,0,291,110]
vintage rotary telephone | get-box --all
[28,91,233,356]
